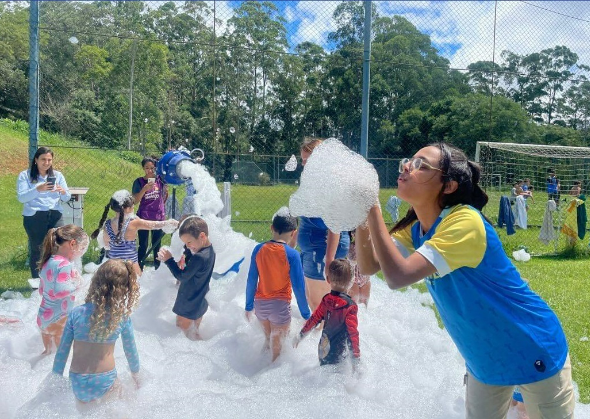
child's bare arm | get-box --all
[132,218,178,233]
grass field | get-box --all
[1,120,589,403]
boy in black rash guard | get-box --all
[158,216,215,340]
[294,259,360,367]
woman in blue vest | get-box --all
[296,138,349,311]
[355,142,574,419]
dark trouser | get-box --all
[137,229,164,269]
[23,210,64,278]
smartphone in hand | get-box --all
[47,176,56,187]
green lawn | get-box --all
[1,120,589,403]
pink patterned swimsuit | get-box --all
[37,255,80,330]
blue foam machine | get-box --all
[156,148,204,185]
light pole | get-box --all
[167,119,175,150]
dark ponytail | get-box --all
[436,142,488,211]
[91,190,135,241]
[390,207,417,234]
[91,203,111,240]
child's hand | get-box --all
[245,310,253,322]
[178,254,186,270]
[157,248,173,262]
[292,335,302,348]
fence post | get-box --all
[360,0,372,159]
[28,0,40,161]
[218,181,231,219]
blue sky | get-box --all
[207,1,590,74]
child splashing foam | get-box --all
[91,190,178,276]
[37,224,89,354]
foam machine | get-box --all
[156,147,204,219]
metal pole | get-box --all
[28,0,40,161]
[360,0,372,159]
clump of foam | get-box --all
[289,138,380,232]
[178,161,223,217]
[272,206,292,220]
[285,155,298,172]
[112,190,132,206]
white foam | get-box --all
[272,206,292,220]
[2,153,588,418]
[178,161,224,217]
[289,138,380,232]
[284,154,298,172]
[112,190,132,206]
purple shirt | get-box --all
[132,177,166,221]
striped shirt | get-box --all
[105,218,138,262]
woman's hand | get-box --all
[35,182,54,192]
[54,185,67,195]
[142,181,155,192]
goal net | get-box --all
[476,141,590,255]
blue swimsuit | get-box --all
[105,218,138,262]
[52,303,140,403]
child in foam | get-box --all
[52,259,140,404]
[132,157,168,270]
[355,142,574,419]
[245,208,310,361]
[347,230,371,307]
[158,216,215,340]
[37,224,89,354]
[294,259,360,368]
[91,190,178,276]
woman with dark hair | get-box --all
[355,143,574,418]
[132,157,168,270]
[17,147,71,278]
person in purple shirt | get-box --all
[132,157,168,269]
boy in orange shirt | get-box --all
[245,208,311,361]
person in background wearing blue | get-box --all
[356,143,574,419]
[17,146,71,278]
[546,169,560,204]
[293,138,349,312]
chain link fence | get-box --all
[3,1,590,257]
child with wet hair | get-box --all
[37,224,89,354]
[294,259,360,367]
[91,190,178,276]
[158,215,215,340]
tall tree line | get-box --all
[1,1,589,172]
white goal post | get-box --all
[475,141,590,254]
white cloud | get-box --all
[374,1,590,73]
[290,1,340,47]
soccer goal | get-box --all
[475,141,590,255]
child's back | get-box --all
[301,290,359,365]
[296,259,360,367]
[245,208,310,361]
[246,240,310,319]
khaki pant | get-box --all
[465,355,575,419]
